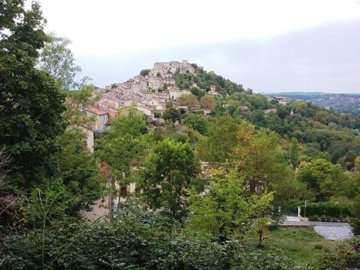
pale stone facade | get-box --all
[85,107,109,132]
[169,89,191,100]
[97,61,206,119]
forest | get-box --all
[0,1,360,269]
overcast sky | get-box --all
[32,0,360,93]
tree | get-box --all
[297,159,346,202]
[0,0,65,188]
[187,169,274,242]
[183,113,208,135]
[351,196,360,235]
[177,94,199,111]
[0,146,21,227]
[38,34,82,90]
[98,107,150,202]
[235,125,289,195]
[289,138,300,169]
[53,128,103,215]
[199,95,215,110]
[190,86,205,97]
[199,114,239,162]
[140,69,150,76]
[64,85,97,127]
[141,139,199,220]
[162,107,182,122]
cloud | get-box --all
[36,0,360,54]
[76,19,360,93]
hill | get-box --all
[88,60,244,120]
[265,92,360,113]
[85,60,360,172]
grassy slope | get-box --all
[265,228,337,266]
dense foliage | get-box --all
[0,0,102,225]
[1,208,311,270]
[175,69,245,95]
[321,236,360,270]
[0,0,65,188]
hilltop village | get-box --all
[85,61,220,134]
[83,61,288,152]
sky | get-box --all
[30,0,360,93]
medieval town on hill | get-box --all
[84,61,221,151]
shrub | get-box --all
[288,202,353,218]
[321,236,360,270]
[140,69,150,76]
[1,215,311,270]
[267,223,279,231]
[350,218,360,235]
[309,215,320,221]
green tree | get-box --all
[140,69,150,76]
[187,169,274,242]
[233,122,296,206]
[0,0,65,189]
[351,197,360,235]
[199,95,215,110]
[199,114,239,162]
[289,138,300,169]
[141,139,199,220]
[183,113,208,135]
[190,86,205,97]
[162,107,182,122]
[239,132,290,194]
[38,34,83,90]
[177,94,199,111]
[64,85,97,127]
[297,159,346,202]
[54,128,103,215]
[98,107,150,201]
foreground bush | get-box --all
[321,236,360,270]
[0,210,311,270]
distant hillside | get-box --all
[265,92,360,113]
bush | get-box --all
[350,218,360,235]
[309,215,320,221]
[154,111,161,118]
[140,69,150,76]
[1,215,311,270]
[321,236,360,270]
[267,223,279,231]
[288,202,353,218]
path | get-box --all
[281,216,354,240]
[313,223,353,241]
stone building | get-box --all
[85,107,109,132]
